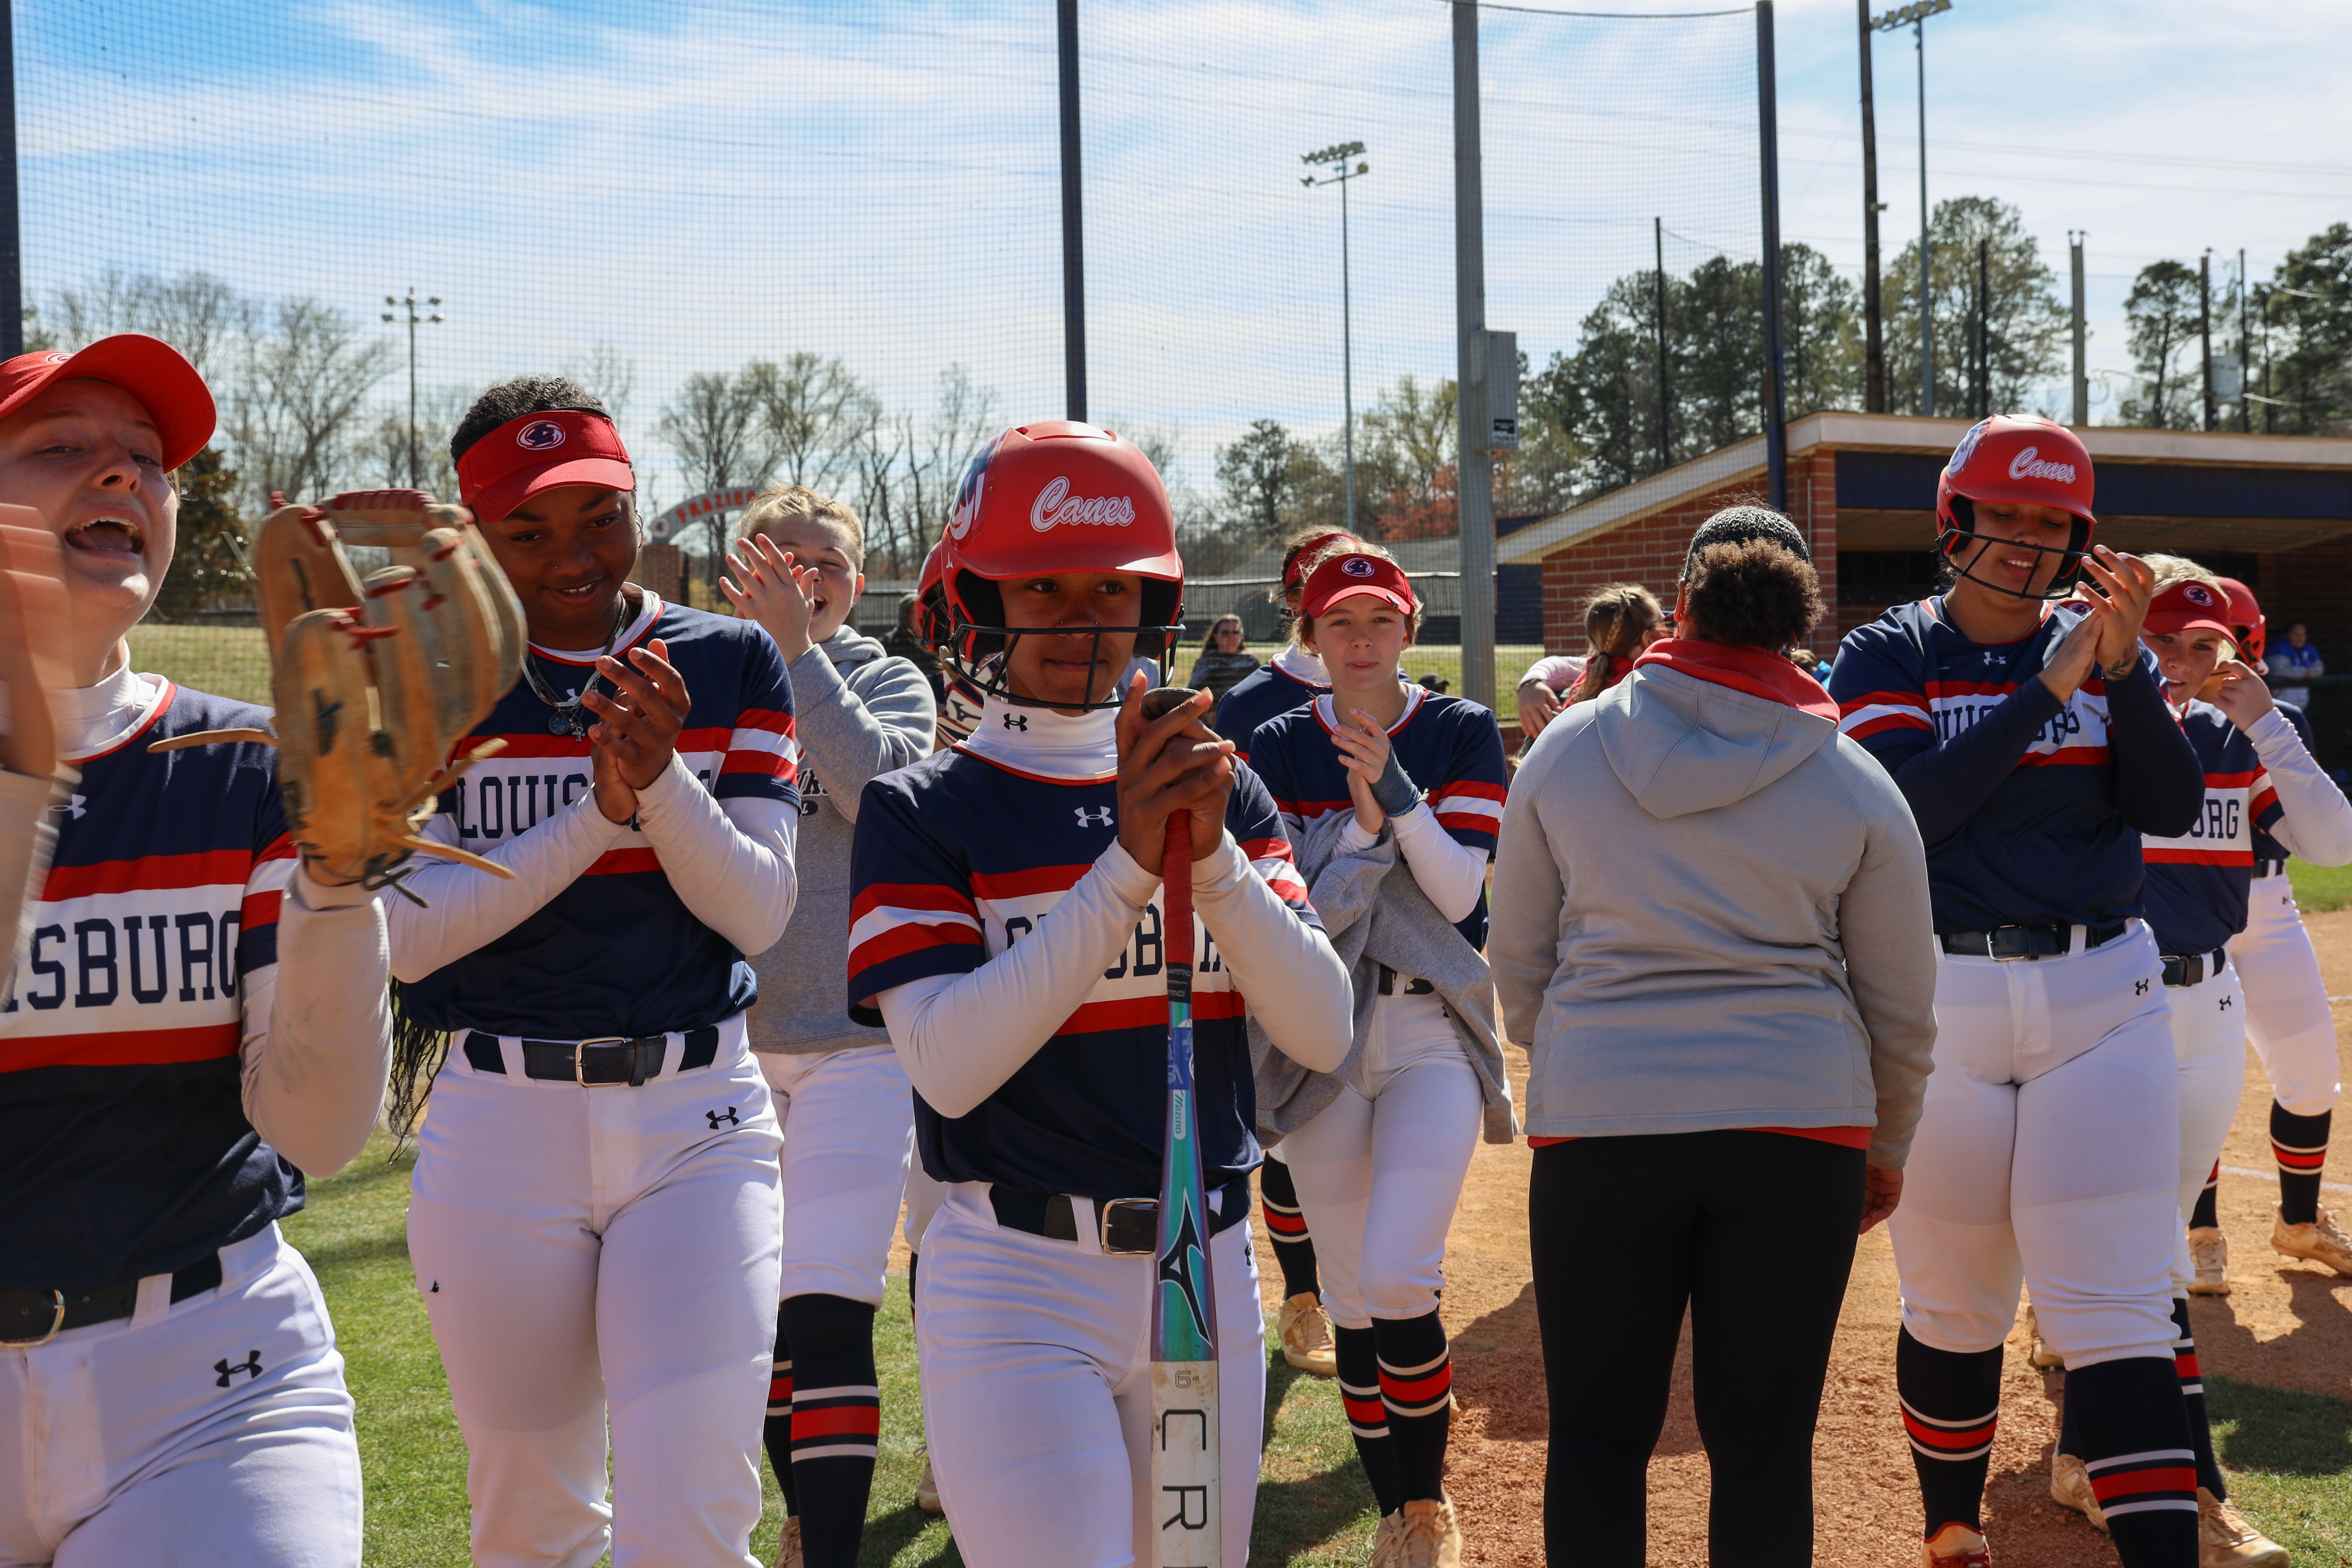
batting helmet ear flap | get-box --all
[1941,494,1974,555]
[951,569,1008,663]
[1139,578,1183,662]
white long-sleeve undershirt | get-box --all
[1336,800,1489,925]
[628,754,797,957]
[2248,706,2352,868]
[241,870,393,1175]
[879,834,1350,1120]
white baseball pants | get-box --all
[2166,961,2249,1289]
[1280,990,1482,1331]
[407,1018,783,1568]
[0,1225,360,1568]
[2236,873,2340,1116]
[758,1046,914,1307]
[1891,924,2183,1367]
[914,1182,1264,1568]
[904,1164,945,1254]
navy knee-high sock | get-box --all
[2171,1298,2227,1500]
[1896,1327,2002,1536]
[1259,1153,1321,1303]
[781,1293,882,1568]
[1373,1311,1452,1505]
[764,1300,798,1514]
[1333,1324,1403,1517]
[2274,1102,2332,1226]
[2066,1355,2198,1567]
[2189,1160,2222,1231]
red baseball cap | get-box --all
[0,335,216,470]
[1302,552,1417,618]
[457,409,634,522]
[2143,578,2236,641]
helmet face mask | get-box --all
[1938,496,2091,602]
[1933,415,2097,604]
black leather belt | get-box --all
[1940,922,2127,961]
[2254,858,2288,879]
[0,1252,223,1348]
[2162,948,2228,988]
[1375,966,1437,997]
[463,1027,720,1086]
[991,1176,1252,1256]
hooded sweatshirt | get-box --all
[1489,639,1939,1170]
[748,624,936,1054]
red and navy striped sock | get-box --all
[2273,1101,2331,1227]
[1374,1311,1452,1505]
[2067,1355,2197,1566]
[1259,1153,1322,1303]
[1895,1327,2002,1536]
[2171,1297,2227,1500]
[1333,1323,1403,1517]
[781,1293,882,1568]
[763,1300,799,1514]
[2189,1160,2221,1231]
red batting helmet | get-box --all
[1935,415,2097,601]
[939,421,1184,709]
[2214,576,2266,664]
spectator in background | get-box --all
[1516,583,1668,738]
[1187,612,1261,701]
[2274,621,2323,707]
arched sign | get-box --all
[650,486,762,542]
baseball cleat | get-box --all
[773,1515,803,1568]
[1921,1521,1993,1566]
[914,1446,942,1513]
[2049,1453,2109,1532]
[1278,1291,1340,1377]
[2023,1303,2063,1370]
[1367,1509,1405,1568]
[2272,1206,2352,1277]
[2188,1227,2232,1296]
[1396,1496,1463,1568]
[2199,1488,2288,1567]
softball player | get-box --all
[847,421,1350,1568]
[0,338,395,1567]
[1245,547,1515,1568]
[1828,416,2207,1568]
[388,378,797,1568]
[721,485,936,1568]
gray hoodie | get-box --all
[748,626,937,1054]
[1489,651,1937,1168]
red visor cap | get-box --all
[943,421,1180,584]
[0,336,216,471]
[1936,414,2096,532]
[1302,552,1417,619]
[458,410,634,522]
[2213,575,2267,662]
[2142,579,2237,641]
[1283,530,1362,591]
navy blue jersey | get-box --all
[1214,655,1324,763]
[2251,701,2316,865]
[2140,703,2280,956]
[1244,687,1508,949]
[1,681,301,1287]
[845,743,1315,1201]
[403,593,799,1038]
[1830,598,2163,933]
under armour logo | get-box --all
[1001,713,1029,731]
[2135,978,2151,996]
[215,1351,262,1387]
[2220,995,2234,1010]
[48,794,86,820]
[706,1106,740,1128]
[1076,805,1114,828]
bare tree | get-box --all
[220,298,393,511]
[658,369,769,494]
[566,342,638,421]
[51,269,257,386]
[758,352,878,493]
[357,385,470,496]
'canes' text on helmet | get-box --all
[1935,415,2097,602]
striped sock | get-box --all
[2272,1101,2331,1227]
[2171,1297,2227,1500]
[781,1293,882,1568]
[1258,1154,1322,1303]
[2068,1355,2198,1566]
[2189,1160,2221,1231]
[764,1301,798,1514]
[1895,1327,2002,1536]
[1333,1324,1403,1517]
[1373,1311,1452,1505]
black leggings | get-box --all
[1530,1132,1866,1567]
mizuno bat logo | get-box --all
[1157,1199,1212,1342]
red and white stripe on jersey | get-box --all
[847,880,984,977]
[1243,836,1309,908]
[1427,779,1506,837]
[1836,677,2115,768]
[2143,767,2270,866]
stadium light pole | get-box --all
[1872,0,1949,416]
[381,290,444,488]
[1302,143,1370,532]
[2069,231,2088,426]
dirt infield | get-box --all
[1254,910,2352,1566]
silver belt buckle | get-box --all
[574,1036,630,1087]
[1097,1196,1158,1256]
[0,1289,66,1348]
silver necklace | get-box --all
[521,591,633,737]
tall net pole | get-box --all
[1857,0,1885,413]
[1059,0,1088,423]
[1756,2,1787,512]
[0,0,18,361]
[1914,19,1933,416]
[1453,0,1495,713]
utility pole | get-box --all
[1872,3,1949,414]
[1452,0,1496,713]
[1057,0,1087,422]
[1302,143,1370,531]
[0,0,19,360]
[1976,237,1989,418]
[2240,247,2252,434]
[1756,1,1788,510]
[2069,231,2087,426]
[1654,217,1672,468]
[381,290,444,488]
[2199,250,2215,433]
[1857,0,1886,412]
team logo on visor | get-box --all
[2184,583,2216,606]
[42,352,68,365]
[1340,556,1376,578]
[1947,419,1989,476]
[1029,475,1137,532]
[948,444,993,538]
[516,420,567,450]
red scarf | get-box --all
[1631,637,1837,721]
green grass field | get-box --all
[2288,859,2352,915]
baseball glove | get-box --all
[150,490,526,899]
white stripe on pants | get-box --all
[915,1182,1264,1568]
[1890,924,2182,1368]
[759,1045,914,1307]
[407,1020,783,1568]
[0,1225,359,1568]
[2167,960,2247,1291]
[2237,873,2340,1115]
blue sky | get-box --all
[20,0,2351,507]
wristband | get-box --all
[1369,748,1423,817]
